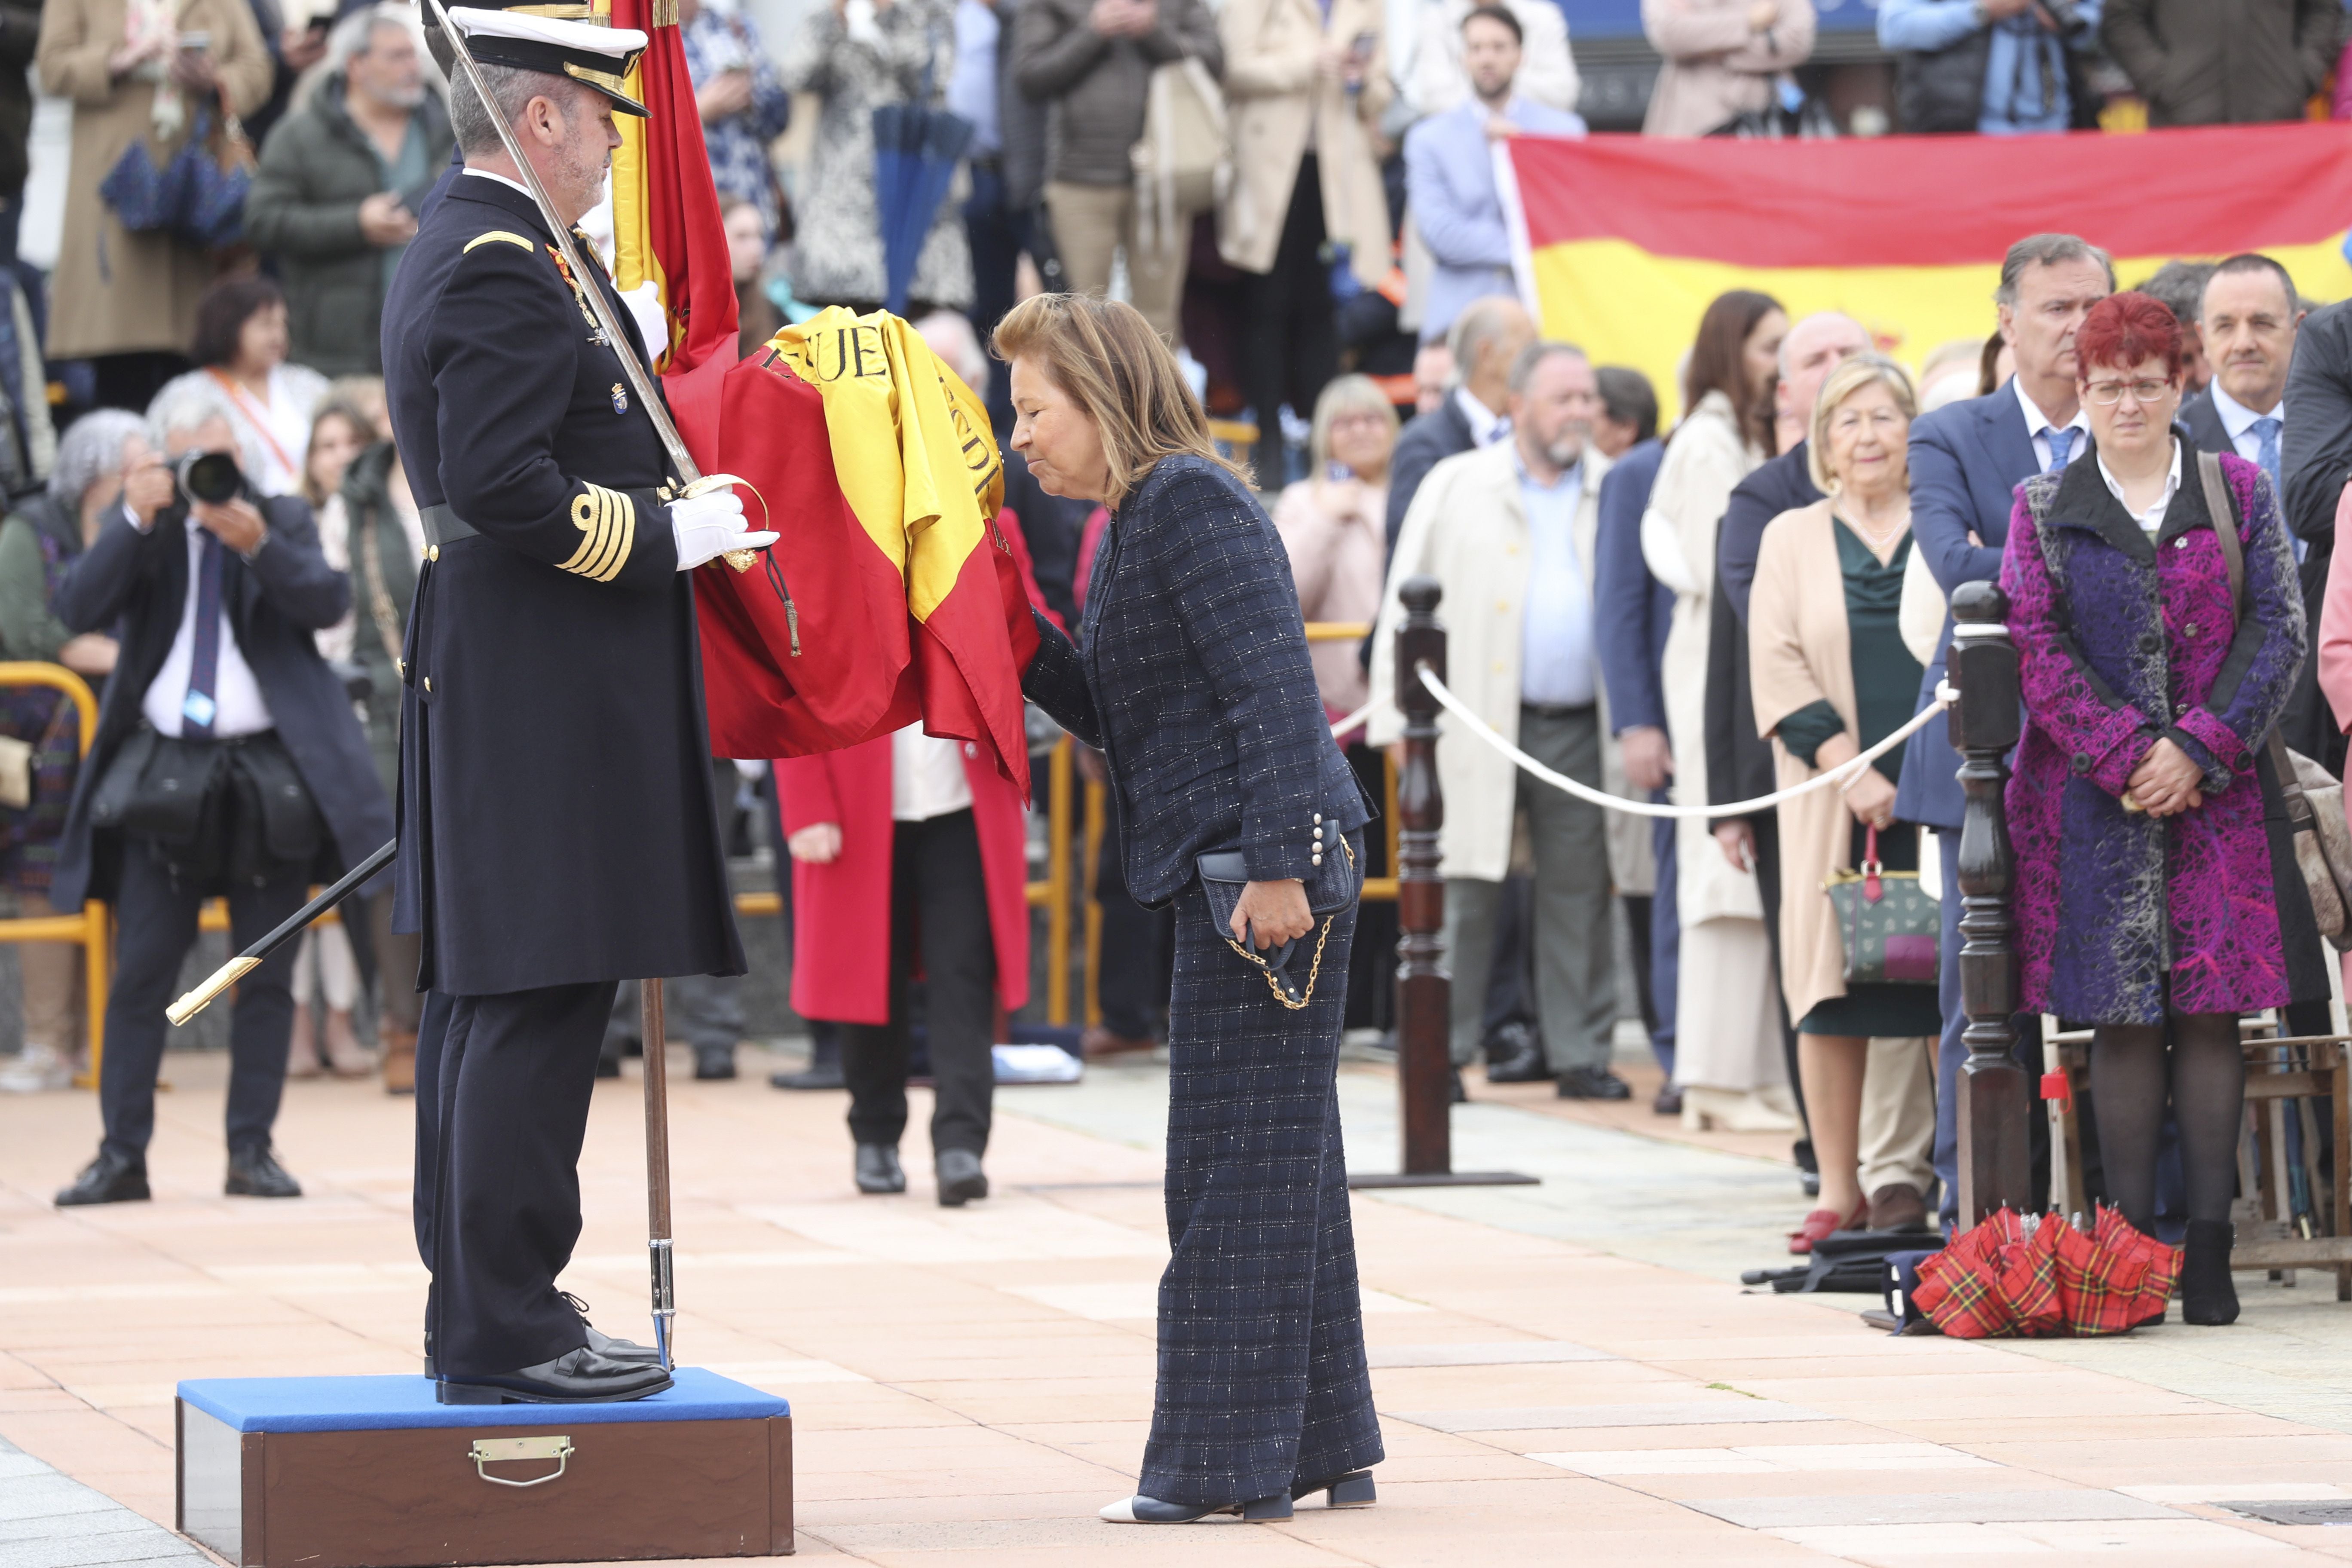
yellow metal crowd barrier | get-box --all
[0,664,110,1084]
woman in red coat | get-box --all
[776,727,1031,1204]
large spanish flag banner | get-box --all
[1504,125,2352,420]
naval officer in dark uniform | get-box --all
[382,4,776,1405]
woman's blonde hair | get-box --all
[992,293,1247,501]
[1807,354,1917,495]
[1308,374,1399,476]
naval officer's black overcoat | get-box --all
[382,172,744,995]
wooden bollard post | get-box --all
[1350,577,1535,1191]
[1948,580,2030,1225]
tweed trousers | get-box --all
[1140,835,1384,1506]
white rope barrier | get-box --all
[1416,664,1955,821]
[1327,696,1387,738]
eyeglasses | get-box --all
[2084,378,2174,406]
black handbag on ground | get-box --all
[1197,830,1360,1009]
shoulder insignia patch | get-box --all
[463,230,536,254]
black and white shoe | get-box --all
[1099,1493,1292,1523]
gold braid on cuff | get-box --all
[559,483,636,582]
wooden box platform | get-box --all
[174,1369,793,1566]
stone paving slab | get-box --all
[3,1047,2351,1565]
[1392,1399,1831,1431]
[1686,1488,2187,1528]
[0,1436,202,1568]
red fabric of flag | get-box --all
[607,0,738,383]
[695,351,918,757]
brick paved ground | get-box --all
[5,1046,2352,1566]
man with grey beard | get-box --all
[247,4,454,376]
[381,4,771,1404]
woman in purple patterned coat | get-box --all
[2003,291,2325,1328]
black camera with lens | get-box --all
[175,449,250,507]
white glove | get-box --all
[618,280,668,359]
[671,487,778,572]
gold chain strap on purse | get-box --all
[1220,836,1354,1011]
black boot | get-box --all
[2181,1218,2239,1326]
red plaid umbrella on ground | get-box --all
[1914,1209,2178,1338]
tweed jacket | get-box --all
[2003,442,2324,1025]
[1023,453,1372,905]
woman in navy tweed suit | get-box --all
[995,293,1384,1525]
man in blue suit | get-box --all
[1899,233,2113,1228]
[1592,371,1674,1108]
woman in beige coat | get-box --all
[39,0,270,409]
[1639,0,1815,136]
[1751,355,1941,1252]
[1217,0,1390,487]
[1640,289,1795,1133]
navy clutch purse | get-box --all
[1197,831,1360,1009]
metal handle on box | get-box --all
[469,1435,574,1488]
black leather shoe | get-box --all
[595,1052,622,1079]
[693,1046,737,1081]
[438,1348,673,1404]
[2182,1218,2240,1326]
[225,1145,302,1198]
[937,1147,988,1207]
[772,1061,845,1090]
[1555,1066,1632,1101]
[1653,1085,1684,1116]
[55,1149,148,1207]
[559,1292,661,1365]
[855,1142,906,1194]
[1449,1067,1467,1104]
[1485,1040,1554,1083]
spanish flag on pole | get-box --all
[602,0,738,440]
[1503,124,2352,420]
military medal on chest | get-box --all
[543,244,609,346]
[612,382,628,414]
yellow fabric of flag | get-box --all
[763,307,1004,620]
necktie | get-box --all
[2044,426,2076,474]
[183,530,223,737]
[2254,416,2282,494]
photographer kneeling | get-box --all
[51,386,394,1207]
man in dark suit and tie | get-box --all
[1384,296,1533,553]
[1899,233,2113,1229]
[2180,253,2334,1039]
[49,388,395,1207]
[2183,254,2331,765]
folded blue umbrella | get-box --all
[871,97,974,316]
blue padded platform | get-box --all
[177,1369,790,1433]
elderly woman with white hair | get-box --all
[0,412,145,1092]
[1749,353,1940,1248]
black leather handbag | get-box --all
[1196,831,1360,1009]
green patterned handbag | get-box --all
[1824,826,1940,986]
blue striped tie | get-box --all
[2254,416,2282,494]
[2044,426,2076,474]
[182,530,223,737]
